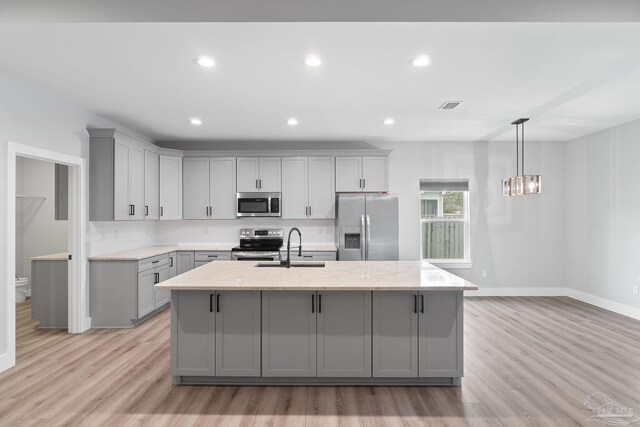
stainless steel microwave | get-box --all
[236,192,281,217]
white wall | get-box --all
[375,139,567,290]
[15,157,68,282]
[565,117,640,310]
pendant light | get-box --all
[502,118,542,196]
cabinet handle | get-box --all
[363,178,366,189]
[318,294,322,314]
[259,179,262,189]
[145,206,149,216]
[216,294,221,313]
[413,294,417,313]
[169,257,174,267]
[152,260,160,264]
[132,205,135,216]
[256,179,259,189]
[205,206,209,216]
[210,205,213,216]
[207,255,218,258]
[129,204,134,215]
[420,294,424,314]
[161,206,164,217]
[210,294,214,312]
[308,206,311,216]
[312,294,315,313]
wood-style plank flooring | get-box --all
[1,297,639,426]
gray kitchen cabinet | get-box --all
[282,157,335,220]
[418,291,463,378]
[88,129,147,221]
[176,251,195,275]
[160,155,182,220]
[154,266,171,308]
[171,290,216,376]
[54,164,68,221]
[372,292,418,377]
[262,291,317,377]
[317,291,372,377]
[31,257,68,328]
[144,150,160,220]
[183,157,236,219]
[237,157,281,192]
[335,156,388,192]
[215,291,261,376]
[194,251,232,268]
[138,269,157,318]
[168,252,177,278]
[279,250,337,262]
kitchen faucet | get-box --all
[282,227,302,268]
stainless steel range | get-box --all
[231,228,283,261]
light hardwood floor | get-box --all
[1,297,639,426]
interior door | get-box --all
[182,157,210,220]
[308,157,335,219]
[128,146,144,220]
[159,155,182,220]
[236,157,260,192]
[281,157,308,219]
[365,194,399,261]
[209,157,236,219]
[144,150,160,220]
[258,157,282,192]
[337,194,365,261]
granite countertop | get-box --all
[89,243,337,261]
[155,260,478,291]
[31,252,69,261]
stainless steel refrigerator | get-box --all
[336,193,399,261]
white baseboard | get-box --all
[465,287,640,321]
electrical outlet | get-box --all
[481,270,488,278]
[633,285,639,295]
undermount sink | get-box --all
[255,262,326,268]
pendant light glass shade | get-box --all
[524,175,542,194]
[502,118,542,197]
[502,179,512,196]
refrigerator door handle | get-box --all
[366,214,371,261]
[360,214,366,261]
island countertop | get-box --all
[155,260,478,291]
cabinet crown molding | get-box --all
[182,149,392,158]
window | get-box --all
[419,179,470,267]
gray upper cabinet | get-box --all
[88,129,148,221]
[237,157,281,192]
[262,291,317,377]
[282,157,335,220]
[418,291,463,378]
[183,157,236,220]
[317,291,372,377]
[160,155,183,220]
[335,156,388,192]
[171,291,216,376]
[373,292,418,377]
[144,150,160,220]
[215,291,261,377]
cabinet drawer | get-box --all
[279,251,337,261]
[195,251,232,262]
[138,254,170,272]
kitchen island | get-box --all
[156,260,478,386]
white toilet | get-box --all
[15,277,29,303]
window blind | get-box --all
[419,179,469,192]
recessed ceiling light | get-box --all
[411,55,431,67]
[287,118,299,126]
[194,56,215,68]
[383,118,395,126]
[303,55,322,67]
[190,118,202,126]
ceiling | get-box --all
[1,22,640,143]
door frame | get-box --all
[0,141,88,373]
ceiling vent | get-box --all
[439,101,463,110]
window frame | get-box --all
[419,190,472,269]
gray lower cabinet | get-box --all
[317,291,372,377]
[31,259,68,328]
[262,291,317,377]
[418,291,463,378]
[372,292,418,377]
[176,251,195,275]
[137,269,157,318]
[168,252,177,278]
[278,251,337,262]
[215,291,261,376]
[172,290,216,376]
[154,266,171,308]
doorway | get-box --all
[0,142,87,373]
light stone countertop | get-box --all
[89,244,337,261]
[31,252,69,261]
[155,260,478,291]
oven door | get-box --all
[237,194,271,217]
[232,251,280,261]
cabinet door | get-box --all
[137,269,156,318]
[308,157,335,219]
[210,157,237,219]
[128,146,145,220]
[281,157,308,219]
[154,266,171,308]
[160,155,182,220]
[176,252,195,275]
[144,150,160,220]
[113,142,130,220]
[373,292,418,377]
[362,156,388,192]
[258,157,282,192]
[262,291,316,377]
[171,291,216,376]
[317,291,371,377]
[236,157,260,192]
[168,252,177,278]
[418,292,463,378]
[335,157,363,192]
[215,291,261,376]
[182,157,210,220]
